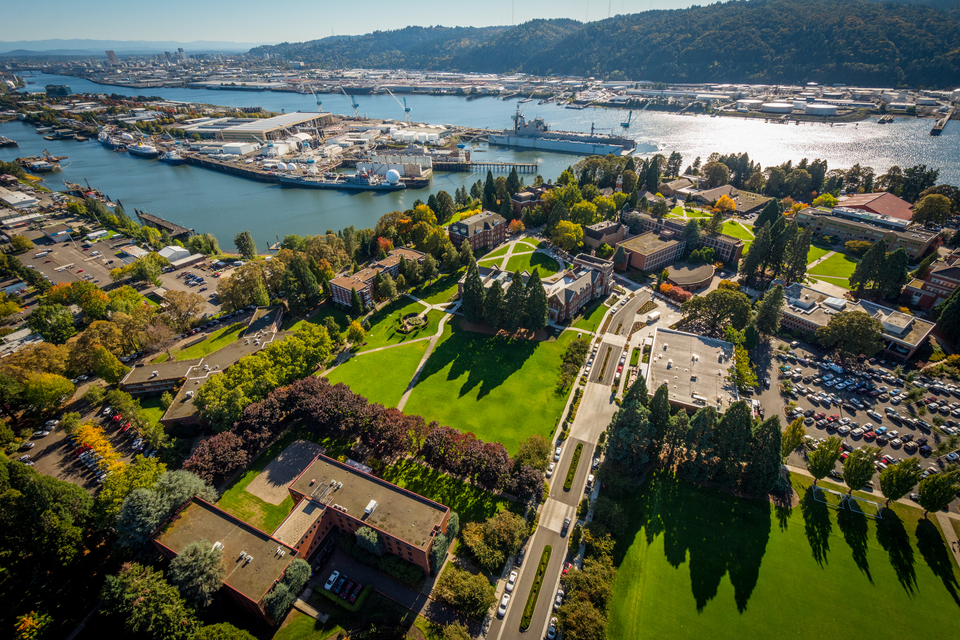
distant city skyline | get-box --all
[6,0,701,45]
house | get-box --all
[903,254,960,309]
[692,186,771,214]
[795,207,939,260]
[447,210,507,250]
[839,192,914,222]
[329,247,425,308]
[616,231,685,273]
[781,283,935,360]
[583,221,626,250]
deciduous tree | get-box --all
[842,446,878,494]
[168,539,227,608]
[233,230,257,260]
[815,310,884,358]
[878,457,922,506]
[781,417,806,461]
[806,436,842,485]
[917,472,960,516]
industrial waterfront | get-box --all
[4,72,959,246]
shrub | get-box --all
[378,554,425,587]
[520,545,552,630]
[563,443,584,491]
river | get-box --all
[4,72,957,247]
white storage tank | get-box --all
[805,103,838,116]
[761,102,794,114]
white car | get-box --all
[547,616,559,640]
[324,571,340,590]
[554,588,564,610]
[554,447,562,461]
[498,593,510,617]
[546,463,555,479]
[506,570,518,593]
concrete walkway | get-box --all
[397,313,451,411]
[936,511,960,570]
[806,250,837,268]
[478,238,538,271]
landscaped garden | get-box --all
[325,340,429,408]
[608,471,960,640]
[403,321,576,454]
[357,297,435,352]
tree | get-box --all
[812,193,838,208]
[168,539,227,608]
[433,565,495,621]
[782,226,813,284]
[459,239,475,269]
[918,472,960,516]
[441,622,472,640]
[284,252,321,313]
[702,161,730,188]
[253,277,270,307]
[437,190,456,222]
[194,623,257,640]
[680,289,751,334]
[912,193,952,227]
[10,235,33,253]
[557,598,607,640]
[754,199,781,230]
[22,372,74,411]
[815,310,884,358]
[612,245,627,272]
[347,320,365,344]
[161,290,206,333]
[461,266,485,324]
[356,525,386,556]
[443,244,461,271]
[421,253,439,281]
[233,230,257,260]
[912,252,938,280]
[115,471,217,548]
[101,563,198,640]
[842,446,878,494]
[727,342,758,394]
[743,415,782,495]
[502,270,526,332]
[482,280,504,328]
[935,285,960,344]
[377,272,398,301]
[552,220,583,252]
[849,239,887,295]
[806,436,842,485]
[26,304,75,344]
[739,222,773,285]
[460,511,527,572]
[523,269,549,332]
[515,434,551,471]
[263,583,296,624]
[877,248,909,300]
[781,417,806,461]
[91,346,128,385]
[350,288,364,316]
[878,458,922,506]
[650,199,670,218]
[571,201,599,225]
[754,285,785,335]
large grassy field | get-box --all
[357,297,433,352]
[808,252,859,280]
[806,245,833,265]
[572,299,611,333]
[720,221,755,241]
[403,321,575,454]
[381,458,518,523]
[325,340,429,408]
[505,251,562,277]
[608,471,960,640]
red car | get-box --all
[828,415,839,422]
[339,580,354,600]
[348,582,363,604]
[815,412,826,420]
[840,452,849,461]
[563,562,572,575]
[112,414,122,421]
[77,269,83,273]
[864,431,877,441]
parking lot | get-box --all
[21,230,125,288]
[156,262,233,316]
[778,343,960,490]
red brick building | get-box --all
[329,247,425,308]
[904,250,960,309]
[838,192,914,221]
[545,255,614,322]
[617,231,685,273]
[447,210,507,250]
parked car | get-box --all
[497,593,510,618]
[324,571,340,590]
[506,571,518,593]
[546,463,555,478]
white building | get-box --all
[158,245,191,262]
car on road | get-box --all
[497,593,510,618]
[506,571,518,593]
[516,547,525,566]
[547,616,558,639]
[20,442,35,450]
[324,571,340,590]
[546,463,555,478]
[561,517,571,537]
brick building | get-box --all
[329,247,425,308]
[795,208,939,260]
[629,213,744,265]
[447,210,507,250]
[616,231,685,272]
[903,251,960,309]
[545,255,614,322]
[510,185,553,216]
[583,221,626,250]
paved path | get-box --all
[397,313,451,411]
[935,511,960,570]
[806,250,837,268]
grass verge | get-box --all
[572,299,609,333]
[315,583,373,612]
[563,443,583,491]
[520,545,552,630]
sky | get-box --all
[4,0,703,44]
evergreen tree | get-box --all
[437,190,456,222]
[421,254,438,282]
[443,244,461,272]
[849,239,887,295]
[754,198,781,230]
[623,374,649,408]
[712,400,754,488]
[350,288,364,317]
[612,245,627,271]
[503,270,527,332]
[644,162,660,193]
[168,539,226,608]
[912,251,938,279]
[770,220,798,278]
[522,269,549,331]
[605,395,654,474]
[683,219,701,257]
[427,194,440,217]
[648,384,671,461]
[284,252,320,313]
[373,271,384,300]
[461,266,485,324]
[253,277,270,307]
[754,285,785,334]
[546,200,570,234]
[742,415,783,495]
[459,239,475,269]
[681,407,718,482]
[483,280,505,328]
[740,222,773,285]
[782,226,813,284]
[662,410,690,467]
[483,170,497,210]
[878,248,909,299]
[507,167,521,195]
[233,230,257,260]
[378,273,397,301]
[500,197,514,222]
[935,285,960,344]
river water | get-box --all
[4,72,958,246]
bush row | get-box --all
[520,545,553,630]
[563,443,583,492]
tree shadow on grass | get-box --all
[915,517,960,607]
[837,502,871,582]
[875,510,917,594]
[799,487,832,567]
[414,320,538,401]
[630,471,771,613]
[381,459,508,524]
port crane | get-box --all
[384,87,412,125]
[340,86,360,118]
[621,110,632,128]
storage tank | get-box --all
[805,103,838,116]
[385,169,401,185]
[427,133,439,142]
[761,102,794,114]
[277,162,288,171]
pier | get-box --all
[931,110,952,136]
[135,210,195,239]
[433,161,538,173]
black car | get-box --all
[516,547,526,566]
[561,517,571,537]
[332,575,348,595]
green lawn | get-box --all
[357,297,433,352]
[505,251,562,277]
[171,322,247,361]
[720,221,755,241]
[274,591,419,640]
[403,321,575,454]
[138,396,166,426]
[381,458,518,524]
[572,299,610,333]
[414,270,464,305]
[609,471,960,640]
[325,340,429,407]
[517,238,542,248]
[217,427,353,533]
[808,252,860,280]
[285,302,352,333]
[484,244,512,259]
[806,245,833,265]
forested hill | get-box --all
[250,0,960,88]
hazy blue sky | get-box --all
[6,0,702,43]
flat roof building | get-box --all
[645,328,739,413]
[617,231,685,273]
[0,187,39,210]
[795,208,938,260]
[220,112,335,142]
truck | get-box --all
[646,311,661,324]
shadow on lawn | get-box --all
[915,518,960,607]
[415,321,538,400]
[837,504,871,582]
[800,487,832,567]
[624,472,770,613]
[875,511,917,594]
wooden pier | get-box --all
[135,210,195,239]
[433,161,538,173]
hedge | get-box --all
[563,443,583,491]
[520,545,552,630]
[316,583,374,612]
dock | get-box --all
[135,210,195,239]
[433,161,538,173]
[931,110,952,136]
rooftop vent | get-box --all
[212,541,223,551]
[245,555,253,564]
